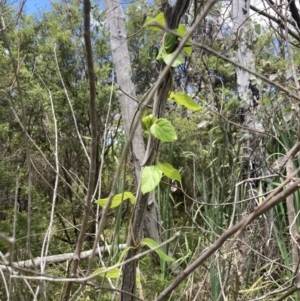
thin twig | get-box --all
[283,3,300,295]
[62,0,98,299]
[87,72,115,274]
[37,78,60,300]
[54,44,90,162]
[12,167,20,265]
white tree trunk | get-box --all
[103,0,160,241]
[231,0,273,282]
[231,0,255,106]
[104,0,191,299]
[231,0,266,194]
[103,0,145,171]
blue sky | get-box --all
[24,0,50,15]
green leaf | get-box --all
[141,238,174,262]
[141,165,163,194]
[176,24,193,56]
[168,91,175,100]
[183,45,192,56]
[116,246,134,264]
[93,267,121,278]
[176,24,187,36]
[164,33,177,54]
[156,46,164,60]
[163,52,184,67]
[150,118,177,142]
[173,92,202,111]
[144,13,165,31]
[95,192,135,208]
[160,163,181,182]
[255,24,261,35]
[142,114,156,130]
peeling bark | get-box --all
[231,0,268,201]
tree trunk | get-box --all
[103,0,190,300]
[103,0,145,175]
[104,0,164,240]
[103,0,164,297]
[61,1,98,299]
[231,0,273,290]
[231,0,268,208]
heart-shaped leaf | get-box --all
[163,52,184,67]
[141,164,163,194]
[160,163,181,182]
[142,114,156,130]
[150,118,177,142]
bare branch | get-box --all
[54,44,90,162]
[0,245,127,270]
[12,233,179,281]
[62,0,98,299]
[250,5,300,42]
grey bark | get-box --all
[103,0,161,241]
[103,0,190,300]
[103,1,163,299]
[120,1,192,299]
[103,4,145,174]
[231,0,268,205]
